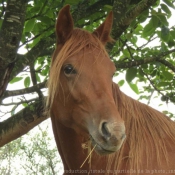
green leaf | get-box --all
[152,15,159,28]
[161,4,172,18]
[161,42,168,52]
[138,9,149,23]
[151,69,157,77]
[22,103,28,107]
[161,26,170,42]
[46,10,54,18]
[10,77,23,84]
[163,71,173,80]
[29,36,41,48]
[134,24,143,35]
[152,0,160,8]
[142,21,155,38]
[163,0,175,9]
[37,56,45,65]
[126,68,137,83]
[118,80,125,87]
[11,105,18,116]
[29,105,34,111]
[141,13,160,38]
[168,38,175,48]
[37,16,51,25]
[130,36,138,46]
[128,83,139,94]
[104,5,113,10]
[40,66,49,76]
[123,49,130,57]
[170,29,175,37]
[24,76,31,88]
[36,73,41,83]
[156,13,168,26]
[126,33,132,40]
[25,19,35,32]
[157,81,170,87]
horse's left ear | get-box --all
[56,5,74,45]
[93,11,113,45]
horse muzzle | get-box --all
[90,121,126,155]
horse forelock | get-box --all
[46,28,109,112]
[105,84,175,174]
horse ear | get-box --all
[56,5,73,45]
[93,11,113,45]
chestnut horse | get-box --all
[47,5,175,175]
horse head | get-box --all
[48,5,126,155]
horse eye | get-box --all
[63,64,77,76]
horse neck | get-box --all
[51,110,88,170]
[111,82,175,170]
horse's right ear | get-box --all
[92,11,113,45]
[56,5,74,45]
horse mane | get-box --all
[47,24,175,174]
[106,83,175,174]
[46,28,111,110]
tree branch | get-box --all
[10,35,55,81]
[1,97,38,106]
[29,61,43,99]
[115,48,175,69]
[115,56,158,68]
[72,0,113,24]
[0,98,48,147]
[2,81,46,99]
[113,0,128,24]
[158,59,175,73]
[112,0,157,40]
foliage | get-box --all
[111,0,175,115]
[0,121,62,174]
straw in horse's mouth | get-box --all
[90,135,116,154]
[80,136,114,169]
[80,144,96,168]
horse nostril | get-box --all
[101,122,111,139]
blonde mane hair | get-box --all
[105,84,175,174]
[46,28,111,110]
